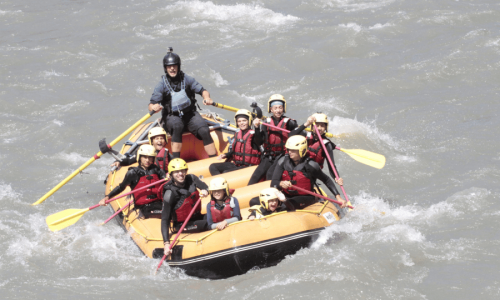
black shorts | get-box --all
[165,111,209,142]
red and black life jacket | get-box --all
[210,197,234,223]
[133,173,161,206]
[232,130,261,166]
[263,117,290,156]
[174,190,201,222]
[281,157,313,196]
[306,132,329,168]
[155,147,169,171]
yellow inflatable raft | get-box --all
[104,114,342,279]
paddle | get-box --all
[154,195,203,275]
[45,178,168,231]
[290,185,354,209]
[260,121,385,169]
[212,101,338,138]
[313,122,353,210]
[100,198,134,226]
[33,110,157,206]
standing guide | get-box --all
[148,48,217,159]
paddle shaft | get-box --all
[260,120,337,139]
[155,196,203,274]
[33,111,156,206]
[313,123,350,203]
[101,198,134,225]
[290,185,354,209]
[90,178,167,212]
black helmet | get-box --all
[163,47,181,69]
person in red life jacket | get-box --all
[99,145,166,219]
[161,158,209,255]
[271,135,347,210]
[205,177,241,230]
[110,127,173,174]
[247,94,298,185]
[208,109,262,175]
[149,48,217,159]
[248,188,294,220]
[289,113,344,186]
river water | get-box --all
[1,0,499,299]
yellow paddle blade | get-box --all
[339,148,386,169]
[46,208,90,232]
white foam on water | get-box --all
[41,100,89,115]
[369,22,394,30]
[0,183,21,202]
[393,154,417,163]
[209,69,229,87]
[52,120,64,126]
[41,70,68,78]
[485,38,500,47]
[0,10,22,16]
[329,115,402,150]
[318,0,395,12]
[163,1,300,31]
[339,22,362,33]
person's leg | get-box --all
[187,111,217,157]
[248,156,273,185]
[165,115,185,158]
[265,156,281,180]
[286,195,317,210]
[209,162,237,176]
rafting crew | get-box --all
[206,178,242,230]
[247,94,298,185]
[111,127,173,171]
[161,158,209,255]
[289,113,343,186]
[99,144,166,218]
[271,135,347,209]
[149,48,217,159]
[248,188,294,220]
[208,109,262,175]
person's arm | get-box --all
[230,198,241,221]
[289,124,307,137]
[107,169,136,198]
[286,118,298,131]
[192,174,209,190]
[206,202,214,229]
[309,161,340,196]
[161,190,174,243]
[270,157,286,189]
[149,79,165,114]
[184,74,205,96]
[324,141,340,179]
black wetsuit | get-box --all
[106,164,166,217]
[161,174,209,243]
[289,124,340,179]
[150,71,213,151]
[208,128,263,175]
[270,155,340,210]
[247,116,298,185]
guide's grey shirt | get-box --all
[149,72,205,116]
